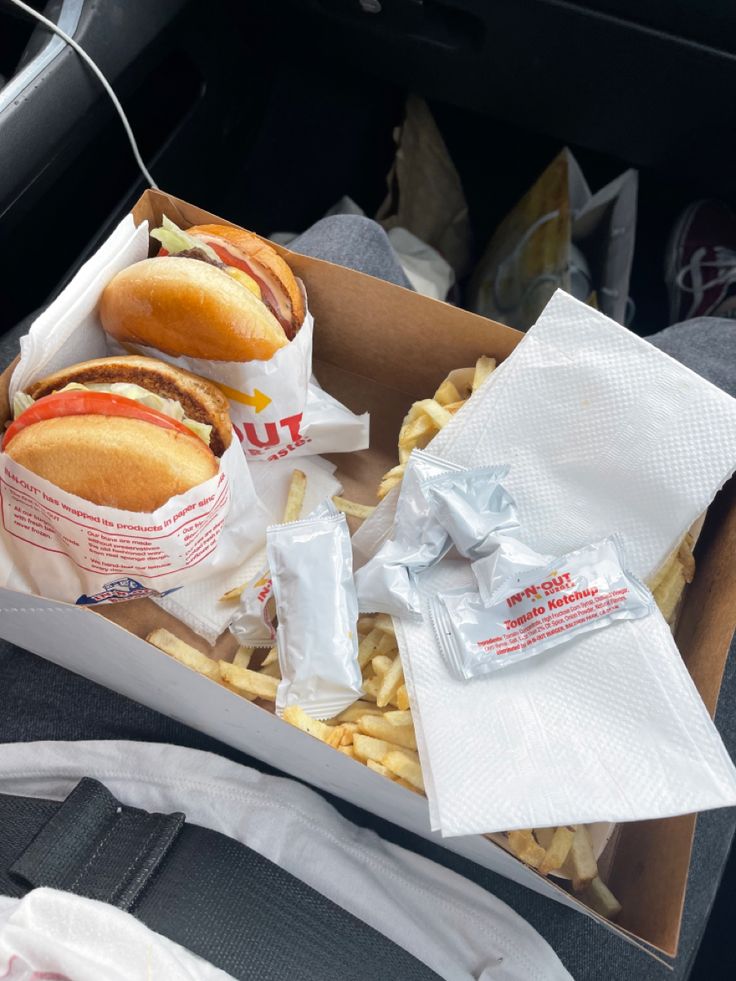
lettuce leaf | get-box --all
[150,215,219,263]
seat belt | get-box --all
[0,778,441,981]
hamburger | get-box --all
[99,217,306,363]
[3,356,232,512]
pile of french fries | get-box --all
[147,607,621,919]
[379,355,496,500]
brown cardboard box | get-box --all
[1,189,735,962]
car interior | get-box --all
[0,1,734,978]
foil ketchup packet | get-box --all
[429,536,654,680]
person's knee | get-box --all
[302,214,393,255]
[289,214,412,289]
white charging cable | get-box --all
[5,0,158,188]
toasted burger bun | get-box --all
[5,414,218,511]
[187,223,306,337]
[100,258,289,363]
[28,355,233,457]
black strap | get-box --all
[0,779,441,981]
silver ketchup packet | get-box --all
[422,466,518,561]
[429,536,654,680]
[267,509,362,719]
[230,499,337,648]
[354,449,465,618]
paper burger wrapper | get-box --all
[124,298,369,462]
[0,437,269,606]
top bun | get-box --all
[188,224,306,336]
[100,258,289,363]
[28,355,233,457]
[5,414,218,512]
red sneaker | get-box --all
[665,200,736,322]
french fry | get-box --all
[373,613,396,636]
[358,714,417,750]
[357,616,375,634]
[219,661,278,701]
[581,876,622,920]
[338,745,356,758]
[376,632,398,657]
[219,582,247,602]
[232,646,253,669]
[562,825,599,892]
[332,701,384,723]
[371,654,394,678]
[332,496,376,520]
[358,628,384,669]
[471,355,496,391]
[340,723,359,746]
[146,629,220,681]
[433,378,462,406]
[260,661,281,679]
[394,777,424,795]
[378,464,406,499]
[382,750,424,792]
[283,469,307,522]
[411,398,453,430]
[361,677,381,702]
[366,760,392,778]
[281,705,345,748]
[377,656,404,707]
[533,827,555,850]
[261,646,278,666]
[539,826,576,876]
[396,684,410,711]
[384,709,413,727]
[506,830,545,869]
[353,733,396,764]
[677,532,696,582]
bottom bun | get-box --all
[5,415,219,511]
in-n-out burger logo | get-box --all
[233,412,303,449]
[255,574,272,604]
[506,571,573,608]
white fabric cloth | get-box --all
[0,889,234,981]
[0,740,572,981]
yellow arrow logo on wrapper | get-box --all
[215,383,272,414]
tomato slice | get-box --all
[2,390,199,451]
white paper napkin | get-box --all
[392,290,736,835]
[9,216,149,400]
[430,289,736,580]
[398,560,736,835]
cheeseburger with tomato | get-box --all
[100,218,306,362]
[3,356,231,511]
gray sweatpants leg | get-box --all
[289,215,413,290]
[648,316,736,398]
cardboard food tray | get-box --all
[1,189,735,962]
